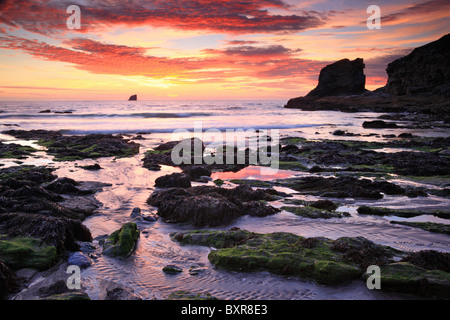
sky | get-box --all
[0,0,449,101]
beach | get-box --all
[1,100,449,300]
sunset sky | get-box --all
[0,0,449,100]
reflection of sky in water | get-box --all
[211,166,297,180]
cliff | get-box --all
[384,33,450,96]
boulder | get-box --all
[154,173,191,188]
[98,279,142,300]
[162,265,183,274]
[102,222,140,258]
[130,207,158,222]
[243,201,280,217]
[157,195,242,227]
[67,252,92,269]
[147,185,279,227]
[128,94,137,101]
[130,207,142,219]
[306,58,366,97]
[182,165,212,180]
[362,120,399,129]
[0,213,92,253]
[11,262,89,300]
[81,163,102,171]
[309,199,339,211]
[0,236,58,270]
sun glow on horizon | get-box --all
[0,0,449,101]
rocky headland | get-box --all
[285,33,450,121]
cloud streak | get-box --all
[0,0,326,36]
[0,35,323,83]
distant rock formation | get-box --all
[306,58,366,97]
[128,94,137,101]
[384,33,450,96]
[284,34,450,116]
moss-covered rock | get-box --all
[171,229,256,248]
[390,221,450,235]
[0,142,37,159]
[377,262,450,298]
[401,250,450,272]
[0,236,58,270]
[102,222,140,258]
[0,165,56,184]
[172,230,373,285]
[3,130,140,161]
[282,206,350,219]
[162,264,183,274]
[0,213,92,253]
[167,290,217,300]
[358,206,449,219]
[207,232,362,285]
[331,236,402,269]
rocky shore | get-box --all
[1,102,449,300]
[171,228,450,298]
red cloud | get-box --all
[0,0,326,36]
[0,36,196,77]
[0,34,323,84]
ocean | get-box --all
[0,99,380,136]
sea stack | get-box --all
[128,94,137,101]
[306,58,366,97]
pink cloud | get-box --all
[0,0,326,36]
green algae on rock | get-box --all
[358,206,449,219]
[0,141,37,159]
[0,236,58,270]
[3,130,140,161]
[390,221,450,235]
[281,206,350,219]
[171,229,256,248]
[162,264,183,274]
[171,229,450,297]
[102,222,140,258]
[375,262,450,298]
[167,290,217,300]
[171,230,394,285]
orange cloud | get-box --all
[0,35,325,83]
